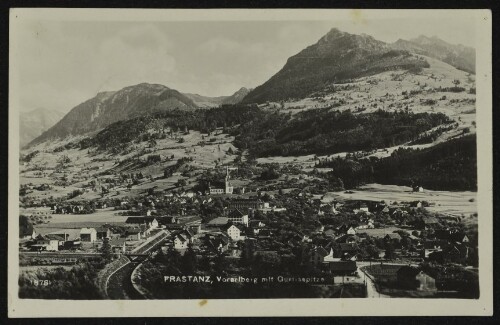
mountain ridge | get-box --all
[391,35,475,74]
[241,28,475,104]
[241,28,430,104]
[20,108,65,148]
[28,83,199,146]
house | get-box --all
[125,216,159,229]
[324,229,336,237]
[125,228,143,241]
[227,209,249,226]
[413,186,424,193]
[411,201,423,208]
[450,232,470,243]
[257,229,272,239]
[435,244,470,264]
[31,235,59,251]
[203,234,230,253]
[355,221,374,230]
[225,224,244,241]
[423,240,446,258]
[417,216,440,230]
[336,224,349,235]
[79,228,97,242]
[337,234,360,244]
[309,246,329,266]
[346,227,357,235]
[96,227,112,240]
[109,238,127,254]
[339,243,359,260]
[157,216,178,225]
[359,204,369,213]
[72,205,84,214]
[180,190,196,198]
[173,233,189,250]
[45,229,81,246]
[323,248,341,263]
[328,261,357,276]
[397,266,437,291]
[330,203,339,214]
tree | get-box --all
[176,179,187,187]
[165,246,182,272]
[384,242,395,260]
[259,165,280,180]
[19,215,33,237]
[100,237,113,261]
[181,243,198,274]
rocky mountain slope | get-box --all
[241,28,430,104]
[29,83,198,146]
[392,35,475,74]
[20,108,65,147]
[242,29,475,104]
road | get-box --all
[106,259,144,300]
[359,268,389,298]
[356,261,413,298]
[106,230,169,299]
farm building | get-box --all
[79,228,97,242]
[397,266,437,291]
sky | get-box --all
[12,14,477,113]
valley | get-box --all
[17,27,479,300]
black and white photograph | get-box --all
[8,8,493,317]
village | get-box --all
[19,162,479,299]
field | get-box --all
[20,128,239,203]
[356,226,410,238]
[325,183,477,219]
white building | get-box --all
[227,209,249,227]
[173,234,189,249]
[80,228,97,242]
[225,224,244,241]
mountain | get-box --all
[29,83,198,146]
[241,28,429,104]
[183,87,251,107]
[182,93,227,108]
[392,35,475,74]
[221,87,251,105]
[20,108,65,148]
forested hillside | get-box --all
[77,105,453,161]
[318,134,477,191]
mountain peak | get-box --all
[28,83,198,146]
[242,28,428,104]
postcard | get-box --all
[8,8,493,317]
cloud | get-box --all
[15,22,178,111]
